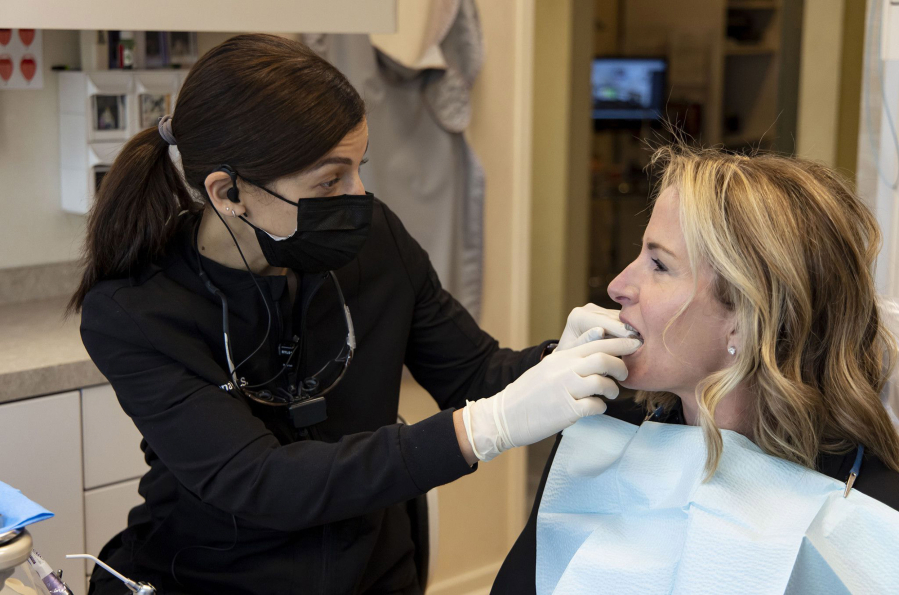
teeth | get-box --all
[624,323,644,343]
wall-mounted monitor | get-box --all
[592,57,666,123]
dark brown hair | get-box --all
[69,34,365,312]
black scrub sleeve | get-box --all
[80,289,476,533]
[382,206,551,410]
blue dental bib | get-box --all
[536,415,899,594]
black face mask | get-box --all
[240,184,374,273]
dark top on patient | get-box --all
[491,397,899,595]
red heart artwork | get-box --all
[0,56,12,82]
[20,55,36,82]
[18,29,35,47]
[0,30,11,46]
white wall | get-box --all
[0,29,85,270]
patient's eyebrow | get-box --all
[646,241,678,259]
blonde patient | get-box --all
[613,146,899,476]
[491,143,899,594]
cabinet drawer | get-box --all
[84,479,144,572]
[81,384,149,489]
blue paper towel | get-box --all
[0,480,54,534]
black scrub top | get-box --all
[491,398,899,595]
[80,198,550,595]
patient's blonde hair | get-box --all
[639,144,899,476]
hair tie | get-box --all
[157,115,177,146]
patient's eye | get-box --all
[651,257,667,272]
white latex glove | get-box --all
[462,337,642,461]
[557,303,636,351]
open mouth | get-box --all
[623,322,644,344]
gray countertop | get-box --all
[0,296,106,404]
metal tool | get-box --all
[65,554,156,595]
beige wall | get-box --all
[1,0,396,34]
[0,30,85,270]
[836,0,867,178]
[528,0,594,345]
[796,0,846,165]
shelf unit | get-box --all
[719,0,783,149]
[58,70,186,214]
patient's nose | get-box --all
[608,262,638,306]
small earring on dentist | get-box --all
[728,346,736,355]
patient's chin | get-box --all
[619,372,645,391]
[619,366,662,392]
[620,357,645,390]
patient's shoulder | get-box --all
[856,455,899,511]
[818,449,899,511]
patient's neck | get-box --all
[678,383,754,437]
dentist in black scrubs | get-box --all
[70,34,639,595]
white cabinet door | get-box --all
[0,392,86,595]
[84,478,144,575]
[81,384,149,490]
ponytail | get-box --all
[68,127,198,313]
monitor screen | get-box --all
[592,58,666,121]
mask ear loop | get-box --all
[242,177,301,207]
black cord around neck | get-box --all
[194,207,273,380]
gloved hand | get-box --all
[557,304,636,351]
[462,337,642,461]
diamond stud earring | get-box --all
[728,346,736,355]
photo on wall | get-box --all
[139,93,171,129]
[93,94,126,131]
